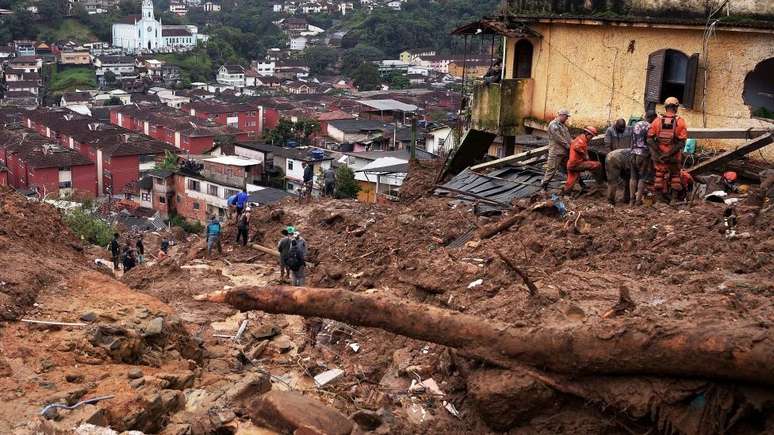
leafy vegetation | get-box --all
[334,166,360,199]
[168,214,204,234]
[49,67,97,94]
[156,150,180,171]
[264,118,320,146]
[63,209,116,247]
[352,62,380,91]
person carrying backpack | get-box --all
[277,228,292,283]
[122,242,136,272]
[205,215,222,257]
[285,231,307,286]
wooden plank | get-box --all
[470,146,549,171]
[687,133,773,176]
[687,128,770,140]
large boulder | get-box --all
[248,390,353,435]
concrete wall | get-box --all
[501,22,774,156]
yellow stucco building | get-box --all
[456,8,774,157]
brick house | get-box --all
[183,100,280,137]
[23,108,177,197]
[111,104,250,154]
[0,127,97,197]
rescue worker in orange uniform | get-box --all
[563,126,602,194]
[647,97,688,202]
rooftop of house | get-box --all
[187,100,257,114]
[343,148,437,162]
[0,127,94,168]
[327,119,388,134]
[248,186,294,204]
[6,81,41,88]
[235,142,334,162]
[220,64,245,74]
[25,108,176,157]
[96,55,136,65]
[113,104,244,137]
[356,99,418,113]
[62,92,92,102]
[317,110,355,121]
[9,56,41,64]
[162,28,193,37]
[203,155,261,167]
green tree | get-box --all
[334,166,360,199]
[341,45,384,75]
[264,119,295,146]
[295,119,320,145]
[104,96,123,106]
[63,209,116,246]
[38,0,69,26]
[386,72,409,90]
[352,62,381,91]
[104,70,117,86]
[156,150,179,171]
[303,46,338,75]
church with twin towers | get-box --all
[112,0,206,53]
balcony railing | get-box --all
[470,78,533,137]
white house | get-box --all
[425,126,456,155]
[289,36,308,51]
[253,61,276,77]
[216,65,246,87]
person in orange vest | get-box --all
[647,97,688,202]
[562,126,602,194]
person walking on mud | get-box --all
[109,233,121,270]
[277,228,292,283]
[236,207,251,246]
[136,235,145,264]
[205,215,222,258]
[286,231,307,286]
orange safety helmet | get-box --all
[664,97,680,106]
[723,171,738,182]
[583,126,598,136]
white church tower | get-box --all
[138,0,163,51]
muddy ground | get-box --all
[0,163,772,434]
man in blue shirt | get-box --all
[205,215,222,257]
[228,189,250,216]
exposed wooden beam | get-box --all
[687,128,771,140]
[687,133,773,176]
[470,146,548,171]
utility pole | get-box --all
[410,116,417,160]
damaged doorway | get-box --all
[743,57,774,119]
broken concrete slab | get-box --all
[145,317,164,336]
[225,372,271,404]
[248,390,353,435]
[314,368,344,388]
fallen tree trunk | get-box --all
[477,211,524,239]
[198,286,774,385]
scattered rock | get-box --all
[249,390,353,435]
[351,409,383,431]
[247,341,269,360]
[225,372,271,404]
[271,335,293,353]
[128,368,143,379]
[65,373,84,383]
[157,371,195,390]
[251,324,281,340]
[129,377,145,389]
[80,312,97,322]
[42,406,60,421]
[403,401,433,426]
[145,317,164,336]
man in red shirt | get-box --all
[563,126,602,194]
[648,96,688,202]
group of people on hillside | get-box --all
[108,232,170,273]
[541,96,732,205]
[300,162,338,202]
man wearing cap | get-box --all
[542,109,573,191]
[648,97,688,202]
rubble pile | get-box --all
[1,169,773,433]
[0,187,90,321]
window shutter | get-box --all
[683,53,700,109]
[645,49,666,108]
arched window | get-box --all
[645,49,699,110]
[513,39,533,79]
[743,57,774,119]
